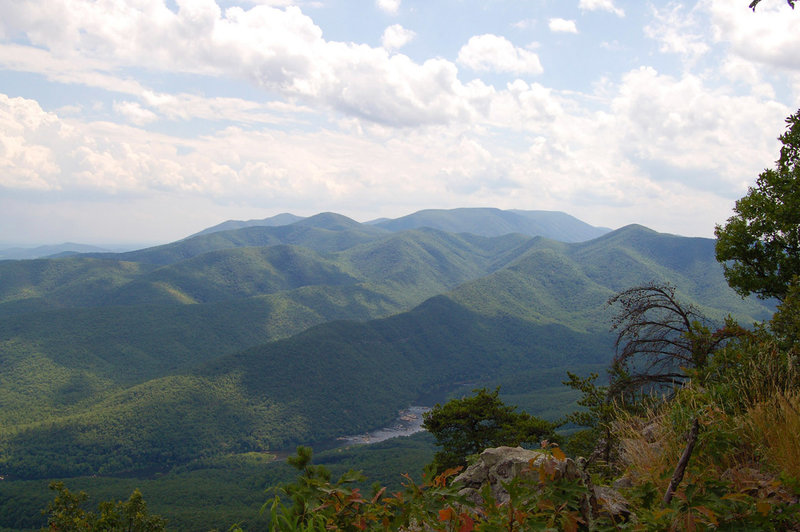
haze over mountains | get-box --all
[0,208,607,260]
[0,243,114,261]
[0,208,773,486]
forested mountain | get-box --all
[0,210,774,529]
[188,213,305,237]
[371,207,610,241]
[182,208,610,242]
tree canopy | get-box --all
[715,108,800,301]
[422,388,557,473]
[42,482,166,532]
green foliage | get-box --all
[0,212,779,520]
[42,481,166,531]
[266,441,800,531]
[0,257,152,309]
[0,374,309,479]
[770,280,800,348]
[715,108,800,301]
[422,388,557,473]
[561,372,618,465]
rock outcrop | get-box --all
[453,446,581,505]
[452,446,630,522]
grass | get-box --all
[746,391,800,482]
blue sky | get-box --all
[0,0,798,246]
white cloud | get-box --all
[0,94,195,194]
[609,67,788,192]
[707,0,800,71]
[1,0,797,243]
[114,101,158,125]
[0,95,61,190]
[0,44,146,97]
[457,34,543,75]
[376,0,400,14]
[719,56,776,98]
[578,0,624,17]
[644,4,709,63]
[548,18,578,34]
[0,2,488,128]
[381,24,415,50]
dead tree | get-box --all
[607,282,741,399]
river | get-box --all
[269,406,432,461]
[335,406,430,445]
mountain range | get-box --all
[0,209,773,486]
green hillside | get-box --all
[337,228,530,306]
[110,245,361,305]
[190,207,609,242]
[1,295,612,479]
[0,285,403,424]
[373,207,609,241]
[188,212,305,237]
[89,213,387,266]
[0,216,778,530]
[0,225,774,481]
[449,225,773,331]
[0,257,154,311]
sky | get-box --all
[1,0,799,247]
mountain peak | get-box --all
[373,208,609,242]
[189,213,304,237]
[293,212,369,231]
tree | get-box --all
[42,482,166,531]
[267,446,369,531]
[562,372,617,465]
[422,388,556,473]
[715,108,800,301]
[607,282,742,397]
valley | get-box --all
[0,208,775,530]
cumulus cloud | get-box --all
[707,0,800,71]
[457,34,543,75]
[376,0,401,14]
[0,1,490,128]
[0,95,61,190]
[0,0,796,242]
[0,94,199,194]
[381,24,415,50]
[578,0,624,17]
[548,18,578,34]
[609,66,788,192]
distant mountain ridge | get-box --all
[0,212,775,487]
[371,208,610,242]
[0,209,609,261]
[187,208,610,243]
[189,213,305,237]
[0,243,113,260]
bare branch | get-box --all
[607,282,735,398]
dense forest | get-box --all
[1,111,798,529]
[239,109,800,530]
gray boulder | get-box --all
[452,446,630,522]
[453,446,581,505]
